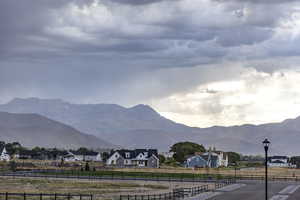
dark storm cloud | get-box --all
[107,0,169,5]
[1,0,300,105]
[215,0,299,4]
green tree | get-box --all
[164,157,180,167]
[0,141,5,148]
[226,152,241,165]
[77,147,90,155]
[101,152,110,162]
[32,146,41,153]
[290,156,300,165]
[170,142,206,163]
[85,161,90,171]
[5,142,23,155]
[158,154,166,164]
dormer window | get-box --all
[125,152,130,158]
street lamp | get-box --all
[262,138,270,200]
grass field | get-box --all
[111,166,300,179]
[36,167,300,181]
[0,177,209,200]
[38,169,228,180]
[4,160,300,179]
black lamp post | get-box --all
[262,138,270,200]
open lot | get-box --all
[112,167,300,180]
[0,176,211,200]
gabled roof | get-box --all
[270,160,286,164]
[0,146,7,154]
[187,155,207,162]
[269,156,288,160]
[70,150,99,156]
[112,149,158,159]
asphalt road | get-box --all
[206,180,300,200]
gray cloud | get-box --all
[1,0,300,109]
[106,0,171,5]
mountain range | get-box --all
[1,97,300,155]
[0,111,113,149]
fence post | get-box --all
[5,192,8,200]
[68,193,71,200]
[55,193,57,200]
[80,194,82,200]
[90,194,93,200]
[40,193,42,200]
[23,193,26,200]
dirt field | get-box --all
[113,166,300,178]
[0,177,211,200]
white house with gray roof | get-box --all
[0,147,10,161]
[106,149,159,168]
[63,150,102,162]
[185,150,228,168]
[268,156,290,167]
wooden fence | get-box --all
[119,179,236,200]
[0,192,93,200]
[119,185,209,200]
[0,170,237,183]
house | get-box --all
[202,151,228,168]
[0,147,11,161]
[17,149,64,160]
[106,149,159,168]
[62,151,76,162]
[268,156,290,167]
[68,150,102,162]
[185,150,228,168]
[16,149,33,159]
[185,155,208,168]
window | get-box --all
[125,152,130,158]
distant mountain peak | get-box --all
[129,104,161,117]
[130,104,155,111]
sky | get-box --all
[2,0,300,127]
